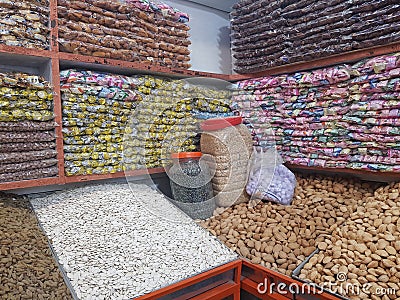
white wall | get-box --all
[163,0,232,74]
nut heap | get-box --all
[300,182,400,299]
[200,174,375,276]
[0,193,72,299]
[31,183,237,299]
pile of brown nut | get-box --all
[0,193,72,299]
[200,174,376,276]
[300,182,400,299]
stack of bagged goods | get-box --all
[231,0,400,73]
[0,72,57,183]
[350,0,400,51]
[124,79,233,169]
[61,70,233,175]
[299,182,400,299]
[153,3,191,68]
[344,53,400,171]
[0,0,49,49]
[57,0,191,69]
[60,69,143,176]
[232,52,400,172]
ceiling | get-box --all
[184,0,237,12]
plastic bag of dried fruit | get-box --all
[246,147,296,205]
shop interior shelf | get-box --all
[0,50,52,80]
[58,52,231,80]
[64,168,166,184]
[0,37,400,190]
[0,168,166,191]
[0,44,53,59]
[230,41,400,80]
[286,164,400,183]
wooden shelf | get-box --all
[0,168,166,191]
[59,52,231,80]
[0,177,62,191]
[230,41,400,80]
[0,44,54,59]
[64,168,165,184]
[286,164,400,183]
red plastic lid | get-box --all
[200,116,243,131]
[171,152,202,159]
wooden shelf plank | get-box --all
[286,164,400,183]
[58,52,231,80]
[0,177,62,191]
[230,41,400,80]
[0,44,54,59]
[64,168,165,184]
[0,168,165,191]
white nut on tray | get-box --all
[30,183,237,299]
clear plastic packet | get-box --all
[0,141,55,153]
[0,158,57,174]
[0,166,58,183]
[246,147,296,205]
[0,149,57,164]
[0,120,56,131]
[0,131,55,143]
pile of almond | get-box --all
[199,174,376,276]
[300,182,400,299]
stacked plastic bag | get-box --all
[123,79,233,169]
[0,72,57,182]
[0,0,50,49]
[231,0,400,73]
[61,70,233,175]
[57,0,191,69]
[232,52,400,172]
[60,69,144,176]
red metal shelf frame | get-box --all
[64,168,165,184]
[133,259,343,300]
[0,44,54,59]
[136,260,241,300]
